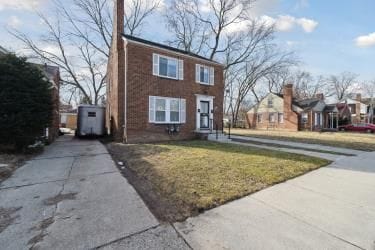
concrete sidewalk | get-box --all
[0,135,189,250]
[229,135,364,155]
[174,151,375,250]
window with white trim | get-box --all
[278,113,284,123]
[269,113,276,123]
[196,64,214,85]
[257,114,263,123]
[149,96,186,124]
[153,54,183,80]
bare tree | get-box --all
[228,49,295,126]
[10,0,159,105]
[327,71,358,101]
[125,0,161,36]
[165,0,256,66]
[165,0,209,54]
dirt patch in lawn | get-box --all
[43,192,78,206]
[0,206,22,233]
[106,140,329,222]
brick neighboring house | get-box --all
[106,0,224,143]
[247,84,331,131]
[36,64,60,142]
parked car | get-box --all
[338,123,375,133]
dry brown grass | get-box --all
[229,129,375,151]
[107,140,329,221]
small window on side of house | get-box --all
[257,114,263,123]
[268,98,273,108]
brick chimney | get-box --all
[356,93,362,102]
[316,93,324,100]
[283,83,293,115]
[108,0,126,142]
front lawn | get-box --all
[107,140,329,222]
[229,129,375,151]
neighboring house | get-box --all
[60,103,77,130]
[106,0,224,142]
[34,63,61,142]
[247,84,334,131]
[339,94,367,123]
[1,46,61,142]
[362,97,375,123]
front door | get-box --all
[200,101,210,129]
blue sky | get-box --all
[1,0,375,81]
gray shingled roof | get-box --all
[123,34,222,65]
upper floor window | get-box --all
[267,98,273,108]
[196,64,214,85]
[153,54,183,80]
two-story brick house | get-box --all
[106,0,224,142]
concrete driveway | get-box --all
[175,150,375,250]
[0,135,189,250]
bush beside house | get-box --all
[0,53,53,151]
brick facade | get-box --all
[106,1,224,143]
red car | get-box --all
[338,123,375,133]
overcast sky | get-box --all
[1,0,375,81]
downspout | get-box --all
[123,42,127,143]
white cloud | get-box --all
[0,0,45,11]
[355,32,375,48]
[258,15,318,33]
[275,15,296,32]
[7,16,22,28]
[297,18,318,33]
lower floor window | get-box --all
[302,113,308,124]
[269,113,276,123]
[278,113,284,123]
[257,114,263,123]
[149,96,186,123]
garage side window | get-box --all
[88,112,96,117]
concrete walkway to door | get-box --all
[174,145,375,249]
[0,135,189,250]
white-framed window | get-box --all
[153,54,183,80]
[278,113,284,123]
[268,98,273,108]
[196,64,214,85]
[149,96,186,124]
[257,114,263,123]
[269,113,276,123]
[302,112,308,124]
